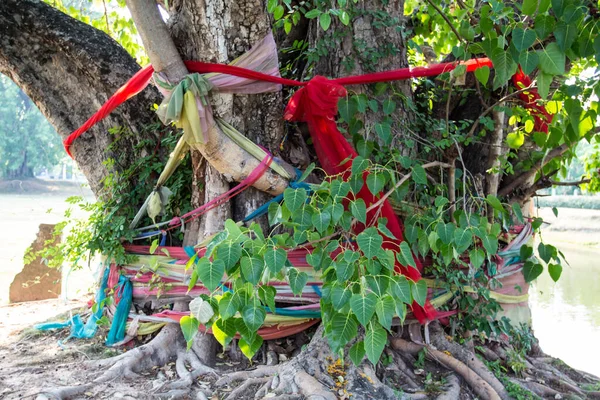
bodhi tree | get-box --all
[2,0,600,399]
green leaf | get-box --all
[519,51,539,75]
[512,203,524,224]
[352,156,369,175]
[411,280,427,307]
[196,258,224,292]
[436,222,455,245]
[304,9,321,19]
[366,172,386,195]
[523,261,544,282]
[548,263,563,282]
[411,165,427,185]
[319,12,332,31]
[213,318,236,348]
[366,275,389,296]
[537,43,565,75]
[490,48,518,89]
[379,220,398,240]
[551,0,567,17]
[534,15,556,40]
[554,21,577,52]
[357,227,384,259]
[512,28,536,52]
[331,283,353,308]
[239,335,263,360]
[258,285,277,313]
[350,293,377,327]
[364,323,387,364]
[522,0,538,15]
[537,72,552,99]
[507,132,525,149]
[520,245,534,260]
[149,239,159,254]
[189,297,214,324]
[216,241,242,273]
[383,99,396,115]
[399,241,417,269]
[273,5,284,20]
[335,260,355,282]
[480,233,499,255]
[469,248,485,269]
[330,180,351,200]
[349,341,366,366]
[264,246,287,274]
[339,10,350,25]
[350,199,367,224]
[242,305,266,332]
[283,188,307,212]
[288,268,308,295]
[538,242,555,263]
[331,313,358,350]
[312,209,332,233]
[392,276,412,304]
[297,163,315,183]
[486,195,505,213]
[293,205,314,230]
[474,65,490,85]
[268,202,283,226]
[241,256,264,285]
[375,122,392,144]
[180,316,199,350]
[219,291,241,320]
[453,228,473,254]
[235,318,256,343]
[376,295,395,331]
[225,219,245,243]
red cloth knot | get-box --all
[284,76,347,123]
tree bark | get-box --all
[166,0,293,231]
[0,0,160,196]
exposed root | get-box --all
[35,384,92,400]
[215,365,278,387]
[518,379,560,398]
[88,323,183,383]
[222,377,271,400]
[435,374,460,400]
[428,323,509,399]
[391,337,501,400]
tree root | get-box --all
[436,374,461,400]
[428,323,509,399]
[391,337,501,400]
[87,323,184,382]
[35,384,92,400]
[85,323,216,387]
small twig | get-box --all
[549,178,591,186]
[448,160,456,222]
[425,0,464,43]
[366,161,453,214]
[467,85,535,138]
[102,0,110,34]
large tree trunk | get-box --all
[0,0,160,196]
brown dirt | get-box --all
[0,300,183,399]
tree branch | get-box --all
[366,161,453,214]
[467,85,534,139]
[498,143,570,198]
[424,0,464,43]
[125,0,293,196]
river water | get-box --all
[530,241,600,376]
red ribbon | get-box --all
[63,57,551,323]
